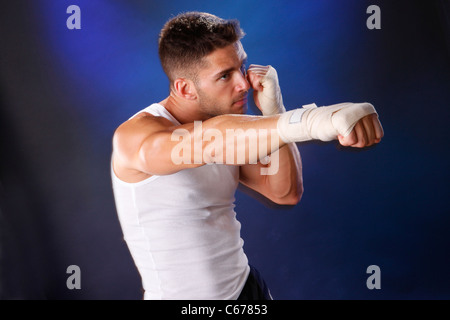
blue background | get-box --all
[1,0,449,299]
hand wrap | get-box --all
[277,102,377,143]
[251,65,286,116]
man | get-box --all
[111,12,383,300]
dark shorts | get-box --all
[237,265,273,300]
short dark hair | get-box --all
[158,12,245,84]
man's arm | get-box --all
[239,65,303,205]
[239,142,303,205]
[113,66,383,189]
[237,113,381,206]
[239,65,383,206]
[112,111,287,183]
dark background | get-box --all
[1,0,449,300]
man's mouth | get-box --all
[234,95,248,106]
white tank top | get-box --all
[111,103,250,300]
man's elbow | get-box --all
[283,189,303,206]
[272,184,304,206]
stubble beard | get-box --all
[197,88,248,117]
[196,88,229,117]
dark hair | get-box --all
[158,12,245,84]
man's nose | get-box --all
[236,71,250,92]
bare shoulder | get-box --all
[113,112,172,151]
[112,112,174,181]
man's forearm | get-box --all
[263,142,303,201]
[144,101,381,176]
[170,114,286,167]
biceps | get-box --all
[137,131,203,175]
[113,117,202,177]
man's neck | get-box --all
[159,92,210,124]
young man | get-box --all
[111,12,383,300]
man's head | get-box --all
[159,11,245,83]
[159,12,250,116]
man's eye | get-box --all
[220,73,229,80]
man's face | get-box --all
[194,41,250,116]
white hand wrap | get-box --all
[254,66,286,116]
[277,102,377,143]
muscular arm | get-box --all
[239,142,303,205]
[112,112,286,183]
[113,65,383,204]
[239,65,304,205]
[238,65,383,206]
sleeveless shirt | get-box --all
[111,103,250,299]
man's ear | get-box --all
[173,78,198,100]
